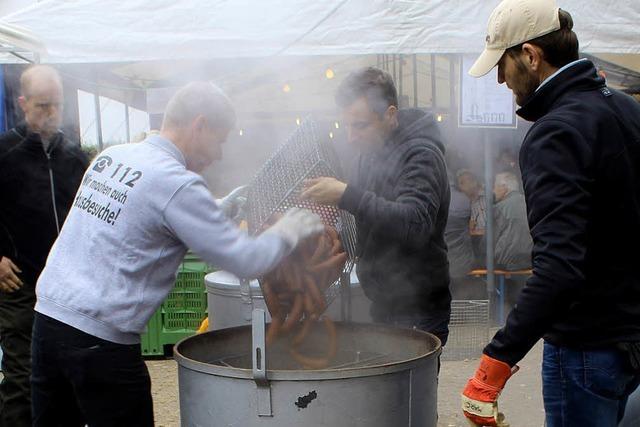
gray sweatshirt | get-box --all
[36,135,289,344]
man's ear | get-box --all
[18,95,27,113]
[193,115,207,133]
[521,43,544,72]
[385,105,398,127]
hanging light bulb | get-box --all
[334,122,340,129]
[296,117,301,126]
[239,129,244,136]
[325,68,335,79]
[282,84,291,93]
[436,114,443,122]
[329,132,334,139]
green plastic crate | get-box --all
[140,308,163,356]
[140,255,211,356]
[163,290,207,312]
[175,261,208,292]
[163,310,205,331]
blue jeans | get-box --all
[542,341,640,427]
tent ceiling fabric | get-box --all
[0,0,638,64]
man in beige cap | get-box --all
[460,0,640,426]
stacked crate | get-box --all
[141,254,210,356]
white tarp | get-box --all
[0,0,639,63]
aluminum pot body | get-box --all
[175,323,440,427]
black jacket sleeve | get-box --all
[484,119,593,366]
[339,144,446,250]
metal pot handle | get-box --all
[252,309,272,417]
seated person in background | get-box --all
[492,171,533,309]
[456,169,486,266]
[492,172,532,271]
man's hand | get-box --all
[300,177,347,206]
[0,256,23,293]
[461,354,517,426]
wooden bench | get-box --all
[468,269,533,324]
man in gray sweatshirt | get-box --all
[30,82,323,426]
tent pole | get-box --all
[398,54,403,105]
[484,131,496,322]
[413,54,418,108]
[430,54,437,110]
[94,92,103,151]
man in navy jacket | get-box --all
[461,1,640,426]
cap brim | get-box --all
[468,48,505,77]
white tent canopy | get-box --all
[0,0,639,64]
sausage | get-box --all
[261,280,281,317]
[291,312,317,346]
[289,316,338,369]
[282,293,304,332]
[287,262,303,292]
[307,252,348,274]
[266,315,283,346]
[325,226,339,243]
[303,291,316,315]
[303,274,326,314]
[323,316,338,359]
[289,348,331,369]
[276,291,294,303]
[309,233,329,264]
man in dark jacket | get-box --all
[461,1,640,426]
[302,67,451,345]
[0,65,88,426]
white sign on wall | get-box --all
[459,54,517,129]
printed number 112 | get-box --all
[110,163,142,188]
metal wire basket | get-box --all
[441,299,490,361]
[245,118,357,304]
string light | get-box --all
[329,132,334,139]
[296,117,301,126]
[334,122,340,129]
[282,84,291,93]
[325,68,335,79]
[436,114,443,122]
[239,129,244,136]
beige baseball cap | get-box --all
[469,0,561,77]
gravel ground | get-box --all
[148,340,545,427]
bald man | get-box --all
[30,82,322,426]
[0,65,88,426]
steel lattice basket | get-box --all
[245,118,357,304]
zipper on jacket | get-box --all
[44,147,61,234]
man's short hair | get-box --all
[163,82,236,131]
[506,9,579,69]
[495,172,520,194]
[20,65,63,98]
[335,67,398,117]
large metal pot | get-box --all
[175,321,441,426]
[205,270,371,331]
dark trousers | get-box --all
[0,290,36,427]
[31,313,154,427]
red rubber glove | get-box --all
[461,354,518,426]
